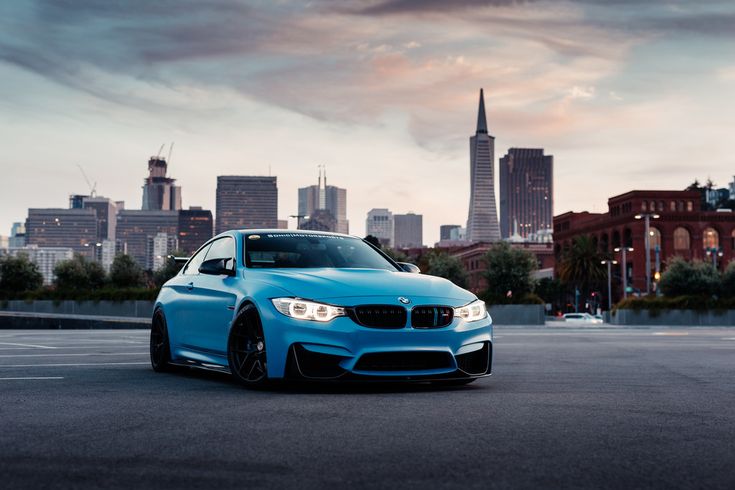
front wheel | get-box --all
[228,304,270,388]
[150,310,173,372]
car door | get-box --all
[186,236,238,356]
[168,242,212,351]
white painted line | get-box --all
[652,332,689,336]
[722,337,735,341]
[0,352,147,358]
[0,376,64,380]
[0,342,57,349]
[0,361,149,368]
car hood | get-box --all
[245,268,476,305]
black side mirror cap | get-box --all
[397,262,420,274]
[199,258,235,276]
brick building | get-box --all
[554,190,735,301]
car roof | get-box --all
[231,229,361,240]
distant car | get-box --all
[562,313,603,324]
[150,230,493,388]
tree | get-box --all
[722,261,735,298]
[556,235,606,299]
[364,235,382,248]
[535,277,565,306]
[423,250,468,288]
[660,257,720,297]
[153,252,185,288]
[0,254,43,292]
[53,255,106,290]
[383,247,409,263]
[110,254,145,288]
[482,241,537,304]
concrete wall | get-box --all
[489,304,546,326]
[0,300,155,318]
[611,309,735,326]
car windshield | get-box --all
[243,232,400,271]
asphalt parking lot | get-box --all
[1,327,734,489]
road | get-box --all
[0,327,734,489]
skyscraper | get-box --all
[366,208,394,247]
[82,196,118,242]
[394,213,423,249]
[142,156,182,211]
[116,210,179,268]
[178,207,214,255]
[466,89,501,243]
[25,208,98,256]
[499,148,554,240]
[440,225,461,241]
[297,167,348,233]
[216,176,278,234]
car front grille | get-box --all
[349,305,407,329]
[411,306,454,328]
[354,351,454,372]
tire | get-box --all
[150,310,173,372]
[227,304,270,388]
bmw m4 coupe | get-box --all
[150,230,493,387]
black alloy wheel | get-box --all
[150,310,172,372]
[228,304,269,387]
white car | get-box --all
[562,313,603,324]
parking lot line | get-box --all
[0,376,64,380]
[0,352,148,358]
[0,342,57,349]
[0,361,149,368]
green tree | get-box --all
[482,241,537,304]
[110,254,145,288]
[660,257,720,297]
[423,250,468,288]
[535,277,565,305]
[722,261,735,298]
[383,247,409,263]
[53,255,106,290]
[153,252,185,288]
[0,254,43,292]
[557,235,606,299]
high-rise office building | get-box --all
[297,167,348,233]
[9,222,26,248]
[216,176,278,234]
[116,210,179,268]
[3,245,74,285]
[440,225,461,241]
[147,232,178,270]
[178,207,213,255]
[299,209,337,232]
[394,213,423,249]
[142,156,182,211]
[466,89,501,243]
[366,208,394,247]
[82,196,118,242]
[499,148,554,240]
[26,208,98,256]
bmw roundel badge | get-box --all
[398,297,411,304]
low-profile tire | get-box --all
[432,378,477,387]
[227,304,270,388]
[150,310,173,372]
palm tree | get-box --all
[557,235,607,308]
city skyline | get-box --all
[2,1,735,245]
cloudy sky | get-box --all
[1,0,734,245]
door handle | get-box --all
[187,282,194,291]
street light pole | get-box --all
[614,247,634,299]
[601,260,618,311]
[635,213,660,295]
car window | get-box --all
[243,233,399,271]
[182,243,212,276]
[204,236,236,271]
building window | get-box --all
[650,201,656,211]
[677,201,684,211]
[649,227,662,250]
[673,227,690,251]
[703,227,719,249]
[687,201,693,212]
[658,201,664,212]
[731,230,735,250]
[670,201,676,212]
[641,202,647,212]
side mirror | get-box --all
[397,262,421,274]
[199,258,235,276]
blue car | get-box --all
[150,230,493,387]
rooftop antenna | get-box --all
[167,142,174,164]
[76,164,97,197]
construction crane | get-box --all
[76,164,97,197]
[154,143,165,159]
[167,142,174,164]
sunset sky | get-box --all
[1,0,735,244]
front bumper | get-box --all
[259,304,493,380]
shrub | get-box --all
[110,254,145,288]
[53,255,106,290]
[659,257,720,297]
[0,254,43,292]
[722,261,735,298]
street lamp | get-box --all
[614,246,634,299]
[601,259,618,311]
[634,213,660,295]
[705,246,724,269]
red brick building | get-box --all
[554,190,735,301]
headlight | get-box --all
[454,299,487,322]
[271,298,345,322]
